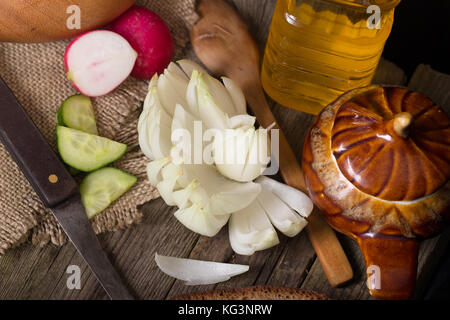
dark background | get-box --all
[383,0,450,77]
[384,0,450,300]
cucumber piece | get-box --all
[80,167,137,219]
[57,126,127,172]
[57,94,98,134]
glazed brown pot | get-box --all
[302,85,450,299]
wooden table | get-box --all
[0,0,449,300]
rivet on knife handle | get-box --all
[0,77,77,207]
[0,76,133,299]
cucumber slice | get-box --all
[57,94,98,134]
[57,126,127,172]
[80,167,137,218]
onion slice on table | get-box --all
[155,253,249,285]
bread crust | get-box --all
[170,285,329,300]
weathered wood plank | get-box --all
[0,0,449,301]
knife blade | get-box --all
[0,76,133,300]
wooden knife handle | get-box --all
[0,76,78,208]
[244,84,354,287]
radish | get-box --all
[105,6,174,80]
[64,30,137,97]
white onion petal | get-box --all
[256,176,313,218]
[256,185,308,237]
[155,253,249,285]
[229,200,279,255]
[222,77,247,115]
[176,59,208,78]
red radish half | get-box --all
[105,6,174,79]
[64,30,138,97]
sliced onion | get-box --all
[195,72,229,130]
[228,200,279,255]
[155,253,249,285]
[176,59,208,78]
[214,127,269,183]
[172,179,199,209]
[228,114,256,129]
[167,61,189,81]
[180,162,261,215]
[170,104,198,165]
[256,176,313,218]
[157,73,189,117]
[186,72,200,118]
[138,86,172,160]
[174,202,230,237]
[203,74,237,116]
[149,106,172,160]
[164,68,189,107]
[146,157,170,186]
[156,163,183,205]
[222,77,247,115]
[147,73,159,90]
[256,186,308,237]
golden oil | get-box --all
[261,0,400,114]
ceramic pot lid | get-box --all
[303,85,450,239]
[331,86,449,201]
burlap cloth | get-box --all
[0,0,198,254]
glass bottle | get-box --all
[261,0,401,114]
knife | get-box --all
[0,76,133,300]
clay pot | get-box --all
[302,85,450,299]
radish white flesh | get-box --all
[155,253,249,285]
[65,30,137,97]
[229,200,279,256]
[256,176,313,218]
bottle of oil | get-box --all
[261,0,401,114]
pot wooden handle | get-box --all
[358,235,418,299]
[244,84,354,287]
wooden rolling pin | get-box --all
[0,0,135,42]
[190,0,353,287]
